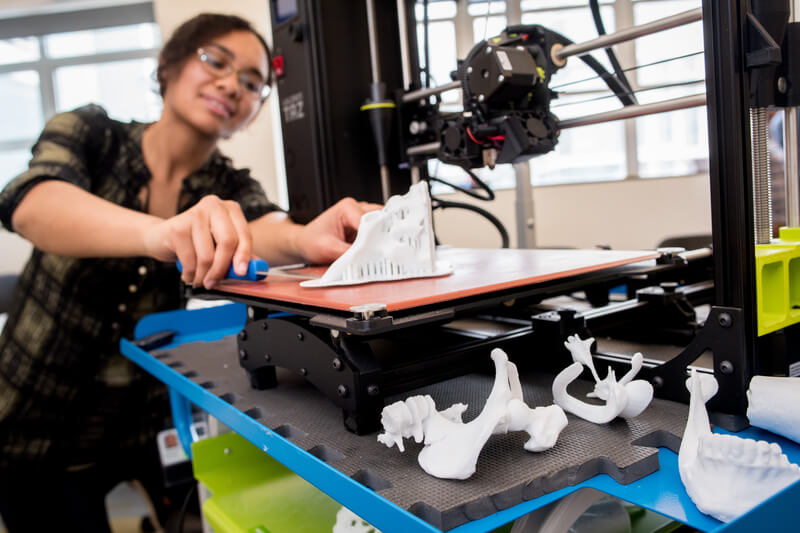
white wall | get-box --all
[433,174,712,250]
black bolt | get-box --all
[660,281,678,293]
[297,332,304,341]
[238,330,247,341]
[367,384,380,396]
[264,354,271,362]
[332,358,343,370]
[718,313,733,328]
[238,349,248,360]
[559,309,577,320]
[299,367,308,376]
[261,322,269,330]
[720,360,734,374]
[337,384,349,398]
[652,376,664,388]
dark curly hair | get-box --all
[156,13,273,99]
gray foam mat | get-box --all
[155,336,687,531]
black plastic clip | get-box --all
[133,330,177,351]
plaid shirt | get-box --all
[0,105,278,468]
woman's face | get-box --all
[164,30,270,139]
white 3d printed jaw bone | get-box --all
[301,182,453,287]
[551,335,654,423]
[679,369,800,523]
[377,349,568,480]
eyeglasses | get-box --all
[197,45,271,100]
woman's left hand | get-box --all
[293,197,381,264]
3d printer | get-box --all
[218,0,800,436]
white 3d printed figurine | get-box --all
[679,369,800,523]
[301,182,453,287]
[551,335,654,424]
[332,507,381,533]
[377,349,568,480]
[747,375,800,445]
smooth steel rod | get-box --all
[555,8,702,62]
[365,0,380,85]
[785,110,800,228]
[407,141,441,156]
[402,81,461,103]
[396,0,413,90]
[785,0,800,227]
[558,94,706,130]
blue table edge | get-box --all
[119,303,800,533]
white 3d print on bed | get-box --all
[552,335,654,424]
[377,349,568,480]
[679,369,800,522]
[300,182,453,287]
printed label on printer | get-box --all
[282,92,305,123]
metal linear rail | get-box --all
[553,8,703,62]
[558,94,707,129]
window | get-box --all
[413,0,707,190]
[632,0,707,178]
[522,1,625,185]
[0,5,161,188]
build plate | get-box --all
[211,248,659,313]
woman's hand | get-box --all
[143,195,252,288]
[293,197,381,264]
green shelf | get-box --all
[192,433,354,533]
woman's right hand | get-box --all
[143,195,252,289]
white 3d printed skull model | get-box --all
[679,369,800,523]
[301,182,453,287]
[377,348,568,480]
[551,335,654,424]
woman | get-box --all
[0,13,376,532]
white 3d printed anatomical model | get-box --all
[552,335,654,424]
[377,348,568,480]
[747,375,800,445]
[332,507,381,533]
[301,182,452,287]
[679,369,800,523]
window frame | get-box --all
[0,3,159,170]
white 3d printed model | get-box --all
[679,369,800,523]
[377,348,568,480]
[551,335,654,424]
[332,507,381,533]
[301,182,453,287]
[747,375,800,445]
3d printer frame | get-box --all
[238,0,800,435]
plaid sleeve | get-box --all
[0,105,110,231]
